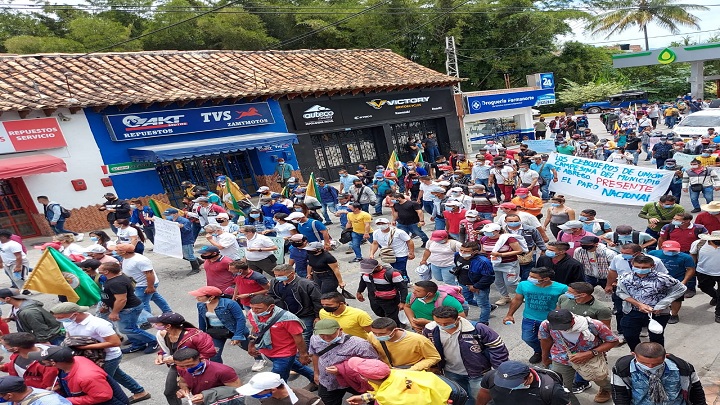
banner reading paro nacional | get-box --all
[547,153,674,206]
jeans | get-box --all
[611,288,624,335]
[539,179,551,200]
[210,337,226,363]
[109,223,119,236]
[620,310,670,351]
[584,275,607,289]
[434,217,446,231]
[350,232,373,259]
[360,203,370,213]
[422,200,434,215]
[697,273,720,316]
[117,305,157,348]
[427,146,440,163]
[320,202,336,223]
[493,262,519,297]
[667,182,682,203]
[656,157,667,169]
[318,384,360,405]
[474,288,492,324]
[519,255,536,280]
[50,219,78,235]
[396,223,429,244]
[135,285,173,325]
[339,214,348,228]
[374,195,384,214]
[642,143,650,160]
[629,150,640,165]
[689,185,714,209]
[430,264,456,285]
[444,371,481,405]
[267,354,314,382]
[475,178,493,197]
[181,244,196,261]
[393,256,409,280]
[191,222,202,241]
[521,318,543,354]
[103,355,144,394]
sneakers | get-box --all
[691,208,701,213]
[594,389,611,403]
[75,233,84,242]
[572,381,591,394]
[139,322,152,330]
[528,352,542,364]
[348,258,363,263]
[715,316,720,323]
[251,359,267,372]
[121,345,146,354]
[490,304,498,312]
[187,269,200,276]
[668,315,679,324]
[143,343,159,354]
[711,297,718,306]
[495,296,511,306]
[684,290,696,299]
[303,382,319,392]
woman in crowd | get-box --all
[190,286,249,364]
[478,223,523,306]
[114,218,146,254]
[543,195,575,238]
[419,230,462,285]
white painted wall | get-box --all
[0,109,114,211]
[462,106,535,152]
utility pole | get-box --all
[445,36,461,94]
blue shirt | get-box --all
[647,250,695,281]
[339,174,360,191]
[130,206,155,227]
[515,281,568,321]
[530,162,555,179]
[23,388,72,405]
[261,203,291,218]
[297,219,327,243]
[170,215,194,245]
[374,179,396,196]
[289,246,308,277]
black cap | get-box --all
[0,288,24,300]
[494,361,531,389]
[27,346,74,363]
[147,312,186,325]
[0,376,26,394]
[547,309,574,330]
[579,235,599,244]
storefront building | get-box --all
[282,88,462,182]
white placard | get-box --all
[152,218,184,259]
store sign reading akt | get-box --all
[105,102,276,141]
[0,118,68,154]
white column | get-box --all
[690,61,705,100]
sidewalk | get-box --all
[702,352,720,405]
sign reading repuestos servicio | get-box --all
[104,103,276,141]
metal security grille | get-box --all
[390,120,438,162]
[156,151,257,207]
[310,129,380,182]
[0,179,40,237]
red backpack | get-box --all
[409,285,465,307]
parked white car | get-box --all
[673,109,720,137]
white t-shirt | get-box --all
[373,228,411,257]
[690,240,720,276]
[491,166,514,183]
[419,182,437,201]
[274,223,296,239]
[0,240,28,265]
[116,226,138,244]
[426,240,462,267]
[518,169,539,185]
[608,254,667,277]
[65,314,122,360]
[245,233,276,261]
[495,211,541,229]
[61,243,85,258]
[213,233,242,260]
[121,254,156,287]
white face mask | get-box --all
[378,224,390,231]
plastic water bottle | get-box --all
[505,320,514,325]
[12,272,21,280]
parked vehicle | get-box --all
[581,90,648,114]
[674,109,720,137]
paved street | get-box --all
[14,114,720,405]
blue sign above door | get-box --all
[104,102,276,141]
[465,88,556,114]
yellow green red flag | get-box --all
[306,172,319,199]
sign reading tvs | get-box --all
[105,102,276,141]
[0,118,68,154]
[288,89,454,130]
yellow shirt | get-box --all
[319,306,373,339]
[366,369,452,405]
[367,330,441,371]
[457,160,472,175]
[696,155,719,167]
[348,211,373,234]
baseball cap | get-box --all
[193,196,209,203]
[289,234,306,242]
[430,230,448,241]
[84,244,107,254]
[103,193,116,198]
[258,186,270,193]
[498,202,517,210]
[547,309,574,330]
[359,258,379,272]
[374,218,390,224]
[50,302,89,314]
[302,242,324,251]
[445,200,462,207]
[558,220,584,230]
[450,187,463,192]
[198,246,220,255]
[314,319,341,335]
[237,372,287,397]
[216,213,229,220]
[163,208,178,215]
[0,288,24,300]
[286,212,304,221]
[465,210,479,218]
[493,361,531,389]
[0,376,26,394]
[147,312,186,325]
[579,235,599,244]
[429,186,446,194]
[188,286,223,297]
[481,223,501,232]
[515,188,529,194]
[294,187,307,194]
[216,176,226,182]
[661,240,681,251]
[27,346,74,363]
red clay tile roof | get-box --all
[0,49,460,112]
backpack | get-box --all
[408,285,465,307]
[613,230,640,245]
[437,374,469,405]
[487,367,564,405]
[62,336,105,367]
[50,203,71,219]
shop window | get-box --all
[309,129,379,182]
[156,151,257,207]
[390,120,437,161]
[0,179,40,237]
[465,117,519,146]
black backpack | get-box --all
[613,230,640,245]
[486,368,564,405]
[438,374,469,405]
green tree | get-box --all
[67,17,141,51]
[0,11,53,52]
[588,0,708,51]
[4,35,85,53]
[198,9,276,49]
[141,0,206,50]
[556,79,625,106]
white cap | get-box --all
[445,200,462,207]
[216,213,230,219]
[465,210,479,218]
[437,180,451,187]
[257,186,270,193]
[237,372,298,403]
[374,217,390,225]
[481,223,502,232]
[286,212,305,220]
[450,187,463,192]
[84,244,107,254]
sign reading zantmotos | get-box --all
[0,118,68,153]
[104,102,276,141]
[288,89,455,130]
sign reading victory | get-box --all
[547,153,674,206]
[105,102,276,141]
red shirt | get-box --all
[248,312,304,357]
[233,270,270,306]
[694,212,720,233]
[444,209,466,234]
[177,360,238,395]
[62,356,114,405]
[204,256,235,292]
[659,224,705,252]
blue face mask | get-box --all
[632,267,651,275]
[275,276,289,282]
[294,208,303,212]
[578,215,588,221]
[551,203,561,207]
[251,393,273,399]
[620,253,634,260]
[250,214,261,219]
[506,222,521,228]
[564,292,576,300]
[329,335,343,344]
[663,204,674,209]
[663,251,678,256]
[528,278,540,285]
[483,231,495,237]
[187,361,207,376]
[256,308,273,317]
[412,180,419,184]
[90,236,98,242]
[545,251,556,258]
[440,322,458,331]
[512,383,529,390]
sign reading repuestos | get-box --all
[104,102,276,141]
[465,88,556,114]
[0,118,68,153]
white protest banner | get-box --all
[152,218,184,259]
[671,152,696,168]
[525,140,556,153]
[236,236,285,264]
[547,153,674,206]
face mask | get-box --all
[671,220,683,226]
[518,194,528,199]
[635,359,665,374]
[291,242,305,247]
[690,165,699,169]
[528,278,540,285]
[412,180,419,184]
[551,203,561,207]
[322,306,340,313]
[440,322,458,331]
[663,204,674,209]
[632,267,651,275]
[460,253,472,259]
[129,204,137,209]
[466,217,477,222]
[665,164,675,168]
[703,153,711,157]
[275,276,289,282]
[90,236,98,242]
[58,316,76,324]
[256,308,273,317]
[278,161,285,165]
[545,251,556,258]
[329,335,343,344]
[578,215,588,221]
[379,224,390,231]
[418,293,433,303]
[355,184,363,188]
[375,335,392,342]
[390,199,399,204]
[250,213,260,219]
[506,222,521,228]
[621,253,634,260]
[663,251,678,256]
[294,208,303,212]
[187,362,207,376]
[564,292,576,300]
[154,324,166,331]
[296,194,305,198]
[483,231,495,237]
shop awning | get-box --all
[127,132,299,162]
[0,154,67,178]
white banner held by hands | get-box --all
[152,218,184,259]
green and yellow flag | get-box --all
[224,178,250,213]
[25,248,101,306]
[414,151,424,164]
[149,199,184,219]
[386,151,400,175]
[306,172,319,199]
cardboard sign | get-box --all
[525,140,557,153]
[152,218,184,259]
[0,118,67,153]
